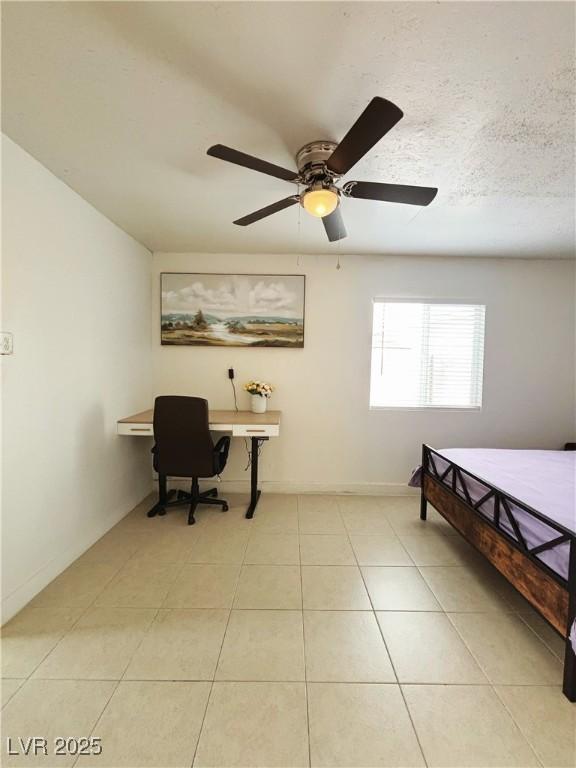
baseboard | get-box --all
[164,478,418,496]
[1,484,153,624]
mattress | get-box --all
[411,448,576,580]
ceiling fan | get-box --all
[207,97,438,242]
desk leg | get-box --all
[245,437,265,519]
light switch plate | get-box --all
[0,332,14,355]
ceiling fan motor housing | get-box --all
[296,141,339,186]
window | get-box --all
[370,300,486,409]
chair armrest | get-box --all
[214,436,230,454]
[213,435,231,472]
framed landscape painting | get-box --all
[161,273,305,347]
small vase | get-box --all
[251,394,267,414]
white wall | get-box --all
[153,252,575,493]
[1,136,153,621]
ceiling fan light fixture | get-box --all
[301,186,339,218]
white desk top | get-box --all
[117,408,281,437]
[118,408,280,425]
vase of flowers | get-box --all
[244,380,273,413]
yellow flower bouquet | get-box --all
[244,381,273,413]
[244,380,273,398]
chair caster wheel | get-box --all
[147,507,158,518]
[222,503,229,512]
[158,508,166,516]
[188,516,196,526]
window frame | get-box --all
[369,297,487,412]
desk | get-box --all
[117,409,281,518]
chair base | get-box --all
[147,478,229,525]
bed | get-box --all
[414,445,576,702]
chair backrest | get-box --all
[153,396,215,477]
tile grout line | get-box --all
[190,539,245,768]
[443,609,562,687]
[47,605,540,612]
[338,497,430,768]
[490,684,546,768]
[0,680,26,710]
[4,674,566,687]
[297,495,313,768]
[515,611,565,662]
[443,610,497,685]
[118,604,169,684]
[70,678,123,768]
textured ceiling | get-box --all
[2,1,575,257]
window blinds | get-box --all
[370,301,486,409]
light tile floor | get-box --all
[2,493,574,767]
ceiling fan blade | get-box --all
[207,144,299,182]
[322,206,347,242]
[326,97,404,176]
[344,181,438,206]
[234,196,299,226]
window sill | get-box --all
[369,406,482,412]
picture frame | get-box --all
[160,272,305,348]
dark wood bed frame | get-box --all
[419,443,576,702]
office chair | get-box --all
[148,396,231,525]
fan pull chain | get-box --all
[296,183,302,267]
